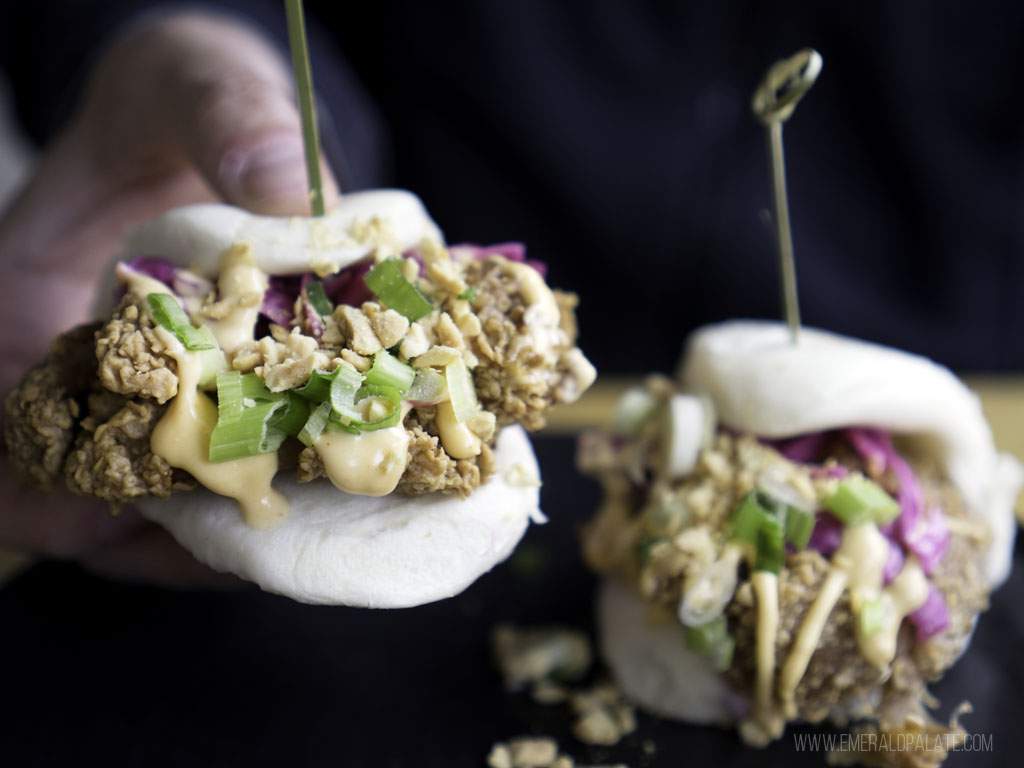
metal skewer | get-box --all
[751,48,822,343]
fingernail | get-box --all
[221,136,309,206]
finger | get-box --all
[0,470,148,558]
[158,14,340,215]
[79,522,244,591]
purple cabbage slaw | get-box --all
[115,256,214,306]
[126,243,549,340]
[765,426,953,642]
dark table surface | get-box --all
[1,436,1021,767]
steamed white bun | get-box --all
[681,320,1021,587]
[139,426,543,607]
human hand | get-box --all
[0,11,338,586]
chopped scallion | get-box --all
[270,392,311,437]
[731,489,811,572]
[859,595,888,637]
[445,356,478,423]
[240,373,277,401]
[822,475,900,526]
[296,366,361,402]
[304,279,333,316]
[684,615,736,671]
[298,402,332,446]
[458,286,478,302]
[350,384,402,430]
[147,293,215,351]
[215,371,245,425]
[785,506,815,551]
[365,350,415,393]
[209,399,286,462]
[364,258,435,321]
[329,365,366,423]
[755,515,785,574]
[195,326,227,388]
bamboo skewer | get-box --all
[751,48,822,343]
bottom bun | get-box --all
[139,426,543,607]
[598,578,735,725]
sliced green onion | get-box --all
[209,399,286,462]
[822,475,900,526]
[215,371,245,424]
[405,369,447,405]
[298,402,332,447]
[365,349,415,393]
[304,280,333,316]
[730,490,802,572]
[685,615,736,671]
[785,506,815,551]
[458,286,478,302]
[859,595,888,637]
[755,515,785,574]
[295,366,361,402]
[730,491,769,547]
[270,392,311,437]
[195,326,227,388]
[364,258,435,321]
[349,384,402,431]
[147,293,215,351]
[445,356,478,423]
[329,365,367,423]
[240,373,277,401]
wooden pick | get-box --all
[751,48,822,343]
[284,0,326,217]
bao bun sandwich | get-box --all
[5,189,595,607]
[579,321,1020,765]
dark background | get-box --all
[1,2,1023,765]
[3,1,1024,372]
[0,437,1020,767]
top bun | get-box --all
[122,189,442,277]
[680,320,1021,587]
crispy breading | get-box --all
[95,298,178,403]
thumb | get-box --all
[164,15,340,215]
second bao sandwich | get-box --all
[579,320,1020,766]
[5,189,596,607]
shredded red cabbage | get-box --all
[882,536,904,584]
[807,512,843,556]
[769,432,829,463]
[842,427,946,571]
[261,276,297,327]
[127,256,178,286]
[901,506,950,574]
[908,583,951,641]
[334,261,373,307]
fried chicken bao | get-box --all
[580,321,1020,766]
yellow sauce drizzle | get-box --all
[208,244,268,354]
[313,425,410,496]
[436,400,482,459]
[150,328,289,529]
[777,522,930,719]
[739,570,785,746]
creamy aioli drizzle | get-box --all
[117,263,175,302]
[775,522,930,720]
[209,244,268,354]
[150,328,289,529]
[313,425,410,496]
[740,570,784,746]
[436,400,482,459]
